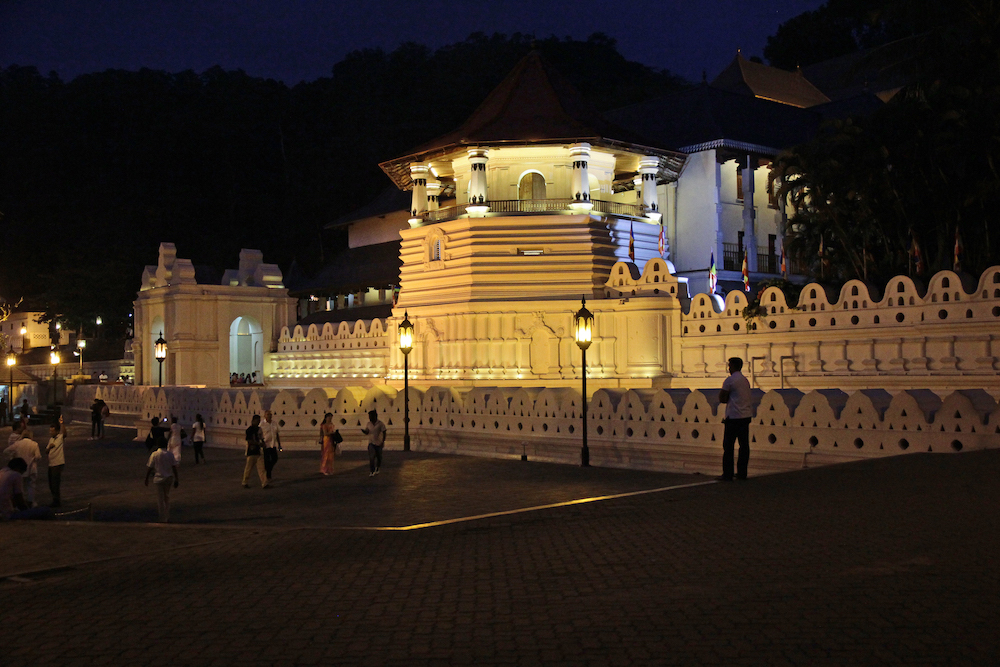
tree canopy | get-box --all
[0,33,684,338]
[771,1,1000,287]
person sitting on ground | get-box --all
[0,457,51,520]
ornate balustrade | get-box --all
[421,199,648,223]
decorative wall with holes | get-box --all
[672,266,1000,392]
[409,384,1000,473]
[66,380,1000,474]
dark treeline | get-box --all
[0,32,685,336]
[769,0,1000,288]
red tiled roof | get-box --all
[711,54,830,108]
[380,51,685,190]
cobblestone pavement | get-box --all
[2,423,999,665]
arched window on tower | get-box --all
[518,172,546,201]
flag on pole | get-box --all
[953,227,964,272]
[709,251,718,294]
[742,249,750,293]
[909,229,925,275]
[657,222,665,258]
[779,238,787,278]
[628,221,635,262]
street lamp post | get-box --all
[50,350,61,406]
[154,331,167,388]
[6,349,15,424]
[77,339,86,373]
[574,296,594,467]
[398,312,414,452]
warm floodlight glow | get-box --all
[96,316,103,325]
[574,298,594,351]
[6,350,15,367]
[20,326,26,335]
[50,351,60,365]
[77,339,86,350]
[398,312,414,355]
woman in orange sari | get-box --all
[319,413,336,475]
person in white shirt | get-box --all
[144,440,179,523]
[8,420,24,447]
[718,357,753,481]
[167,416,183,465]
[46,415,67,507]
[260,411,282,482]
[191,414,207,464]
[361,410,387,477]
[5,425,41,506]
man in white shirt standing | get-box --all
[260,410,282,483]
[5,424,41,506]
[144,439,179,522]
[362,409,387,477]
[718,357,753,481]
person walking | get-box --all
[46,415,67,507]
[260,410,281,481]
[319,413,336,476]
[167,416,183,465]
[362,409,386,477]
[242,414,269,488]
[89,398,102,440]
[4,424,41,507]
[718,357,753,481]
[98,399,110,438]
[19,399,30,425]
[146,417,168,453]
[0,397,7,426]
[191,414,206,464]
[144,438,178,523]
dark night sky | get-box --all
[1,0,826,84]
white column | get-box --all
[466,148,489,215]
[409,163,429,226]
[427,178,441,212]
[742,156,758,272]
[569,143,593,211]
[639,156,661,221]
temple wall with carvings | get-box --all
[66,381,1000,475]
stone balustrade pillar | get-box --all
[466,148,489,215]
[427,178,441,212]
[639,156,661,221]
[569,143,593,211]
[409,163,429,225]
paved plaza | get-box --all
[2,423,999,665]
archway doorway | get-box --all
[518,171,546,200]
[229,316,263,383]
